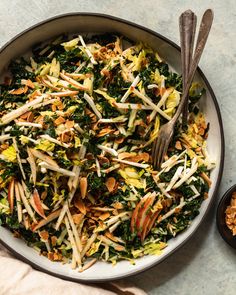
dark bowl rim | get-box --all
[0,12,225,283]
[216,184,236,249]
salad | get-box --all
[0,34,214,272]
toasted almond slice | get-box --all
[105,177,116,193]
[80,177,87,199]
[97,128,114,137]
[128,152,150,163]
[51,236,57,246]
[99,212,110,221]
[39,230,49,241]
[9,86,28,95]
[74,198,86,215]
[112,202,124,210]
[232,227,236,236]
[20,111,31,120]
[72,213,84,225]
[21,79,35,89]
[97,155,110,165]
[65,120,74,129]
[54,116,65,126]
[115,137,125,144]
[118,152,136,160]
[175,141,182,150]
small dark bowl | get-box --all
[216,184,236,249]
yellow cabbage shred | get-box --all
[19,135,29,145]
[61,38,79,51]
[119,167,145,189]
[143,242,167,255]
[36,139,55,152]
[86,241,102,256]
[165,89,180,116]
[1,145,17,162]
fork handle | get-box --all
[172,9,213,124]
[180,10,197,126]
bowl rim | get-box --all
[0,12,225,283]
[216,184,236,249]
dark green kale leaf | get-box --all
[188,84,206,112]
[87,33,117,46]
[54,47,83,72]
[9,58,35,82]
[114,220,135,243]
[159,165,179,183]
[165,72,182,91]
[88,172,105,191]
[99,100,120,117]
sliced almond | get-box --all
[54,116,65,126]
[115,137,125,144]
[72,213,84,225]
[97,128,114,137]
[9,86,28,95]
[118,152,135,160]
[65,120,74,129]
[51,236,57,246]
[39,230,49,241]
[175,141,182,150]
[97,156,110,165]
[74,197,86,215]
[20,111,32,120]
[105,177,116,193]
[112,202,124,210]
[128,152,149,163]
[99,212,110,221]
[21,79,35,89]
[80,177,88,199]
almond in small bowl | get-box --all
[216,185,236,249]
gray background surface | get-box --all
[0,0,235,294]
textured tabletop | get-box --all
[0,0,235,294]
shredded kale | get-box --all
[114,220,135,242]
[88,33,117,46]
[87,172,105,192]
[9,58,35,82]
[159,165,179,183]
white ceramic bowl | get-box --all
[0,13,224,282]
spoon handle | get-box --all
[172,9,214,124]
[179,10,197,126]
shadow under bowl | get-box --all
[216,184,236,249]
